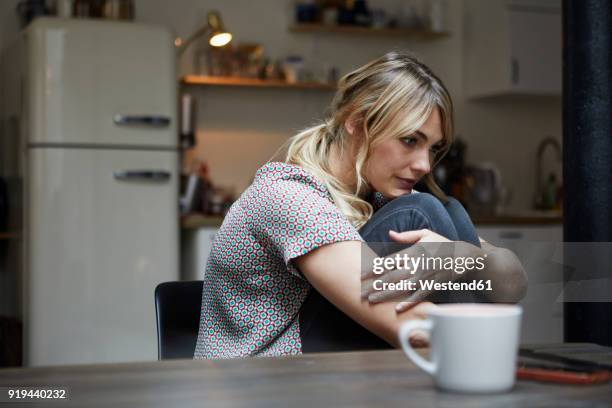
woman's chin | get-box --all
[385,188,412,198]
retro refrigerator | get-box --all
[0,18,179,366]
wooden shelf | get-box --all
[289,23,450,39]
[181,75,336,90]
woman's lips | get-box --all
[396,177,416,190]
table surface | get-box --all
[1,350,610,408]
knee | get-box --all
[360,192,458,243]
[387,193,458,239]
[444,196,463,212]
[387,192,447,217]
[442,196,472,224]
[377,192,452,232]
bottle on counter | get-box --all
[427,0,447,32]
[56,0,74,18]
[180,94,196,150]
[353,0,371,26]
[72,0,92,18]
[196,162,213,215]
[101,0,134,20]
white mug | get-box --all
[399,303,522,393]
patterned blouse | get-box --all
[194,162,368,359]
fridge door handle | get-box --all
[113,170,172,182]
[113,114,171,128]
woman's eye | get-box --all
[401,137,418,147]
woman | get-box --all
[194,52,527,359]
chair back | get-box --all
[154,280,203,359]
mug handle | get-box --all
[398,319,437,375]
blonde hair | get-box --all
[285,51,454,229]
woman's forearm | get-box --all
[297,240,435,348]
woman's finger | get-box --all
[409,335,429,348]
[388,229,428,243]
[366,264,439,303]
[366,268,419,303]
[398,288,433,305]
[367,287,408,303]
[395,301,419,313]
[409,328,430,348]
[399,301,437,316]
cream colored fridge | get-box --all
[0,18,179,366]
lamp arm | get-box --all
[177,25,212,57]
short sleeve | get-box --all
[248,179,363,279]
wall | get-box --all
[0,0,20,52]
[135,0,562,212]
[0,0,562,211]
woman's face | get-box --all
[362,107,445,198]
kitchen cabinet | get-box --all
[464,0,561,98]
[476,224,562,244]
[181,226,218,281]
[477,224,563,344]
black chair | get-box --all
[154,280,204,360]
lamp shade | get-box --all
[206,11,232,47]
[209,31,232,47]
[176,10,232,56]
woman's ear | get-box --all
[344,118,355,136]
[344,117,364,138]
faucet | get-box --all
[535,136,562,209]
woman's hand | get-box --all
[389,230,453,313]
[361,229,528,312]
[389,229,451,244]
[361,229,478,312]
[399,300,437,347]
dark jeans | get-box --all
[299,193,482,353]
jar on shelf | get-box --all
[101,0,134,20]
[283,56,304,83]
[72,0,92,18]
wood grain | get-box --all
[181,76,336,90]
[0,350,610,407]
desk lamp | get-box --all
[175,10,232,55]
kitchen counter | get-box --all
[472,213,563,225]
[180,211,563,229]
[181,213,225,229]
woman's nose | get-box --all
[410,150,431,176]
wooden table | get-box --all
[1,350,610,407]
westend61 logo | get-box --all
[372,253,488,275]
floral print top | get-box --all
[194,162,365,359]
